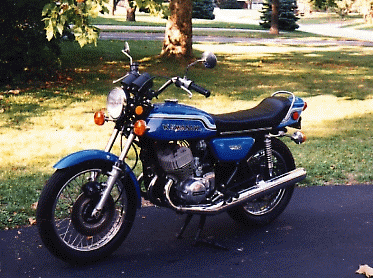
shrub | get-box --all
[193,0,215,19]
[260,0,299,31]
[0,0,62,85]
[215,0,241,9]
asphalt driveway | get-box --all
[1,185,373,278]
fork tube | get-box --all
[105,128,120,152]
[92,131,136,218]
[118,132,135,161]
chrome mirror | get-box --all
[201,52,217,69]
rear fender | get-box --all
[54,149,141,208]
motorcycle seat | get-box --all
[212,97,291,133]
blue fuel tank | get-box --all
[145,100,217,141]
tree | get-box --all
[120,0,166,21]
[124,0,137,21]
[43,0,192,58]
[112,0,121,15]
[162,0,193,58]
[0,0,61,84]
[270,0,280,34]
[42,0,109,47]
[309,0,336,10]
[215,0,241,9]
[193,0,215,20]
[278,0,299,31]
[260,0,299,32]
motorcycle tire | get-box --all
[227,138,296,227]
[36,160,137,265]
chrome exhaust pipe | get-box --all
[165,168,306,215]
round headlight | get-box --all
[107,87,127,119]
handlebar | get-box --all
[189,82,210,98]
[155,77,210,98]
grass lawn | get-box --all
[1,33,373,229]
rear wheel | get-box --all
[227,138,295,227]
[36,161,137,264]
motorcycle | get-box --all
[36,42,307,264]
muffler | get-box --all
[165,168,306,215]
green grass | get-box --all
[291,114,373,186]
[298,12,363,25]
[2,37,373,229]
[91,12,261,30]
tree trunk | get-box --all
[269,0,279,35]
[112,0,121,16]
[124,0,136,22]
[162,0,193,58]
[112,0,116,15]
[126,7,136,21]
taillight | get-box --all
[291,111,300,120]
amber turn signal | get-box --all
[134,120,147,136]
[303,102,308,111]
[291,131,306,144]
[135,106,144,116]
[94,110,105,126]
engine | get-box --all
[157,144,215,205]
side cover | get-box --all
[145,101,217,140]
[211,137,255,162]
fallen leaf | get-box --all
[31,202,38,210]
[8,90,20,95]
[28,218,37,225]
[356,264,373,277]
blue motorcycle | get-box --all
[37,42,307,264]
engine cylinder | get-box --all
[157,145,194,182]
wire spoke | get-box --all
[52,168,127,252]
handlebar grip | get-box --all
[189,82,210,98]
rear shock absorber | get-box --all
[264,135,274,178]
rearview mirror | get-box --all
[124,42,130,54]
[201,52,217,69]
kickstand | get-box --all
[176,214,193,239]
[177,214,228,251]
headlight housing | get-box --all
[107,87,127,119]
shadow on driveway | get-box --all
[1,185,373,278]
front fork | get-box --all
[91,131,136,218]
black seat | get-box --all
[212,97,291,133]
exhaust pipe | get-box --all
[165,168,306,215]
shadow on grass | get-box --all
[2,39,373,127]
[210,47,373,100]
[290,113,373,186]
[0,167,51,229]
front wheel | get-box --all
[227,138,296,227]
[36,160,137,264]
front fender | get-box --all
[54,149,141,209]
[54,149,119,169]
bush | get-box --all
[260,0,299,31]
[193,0,215,19]
[215,0,241,9]
[0,0,61,85]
